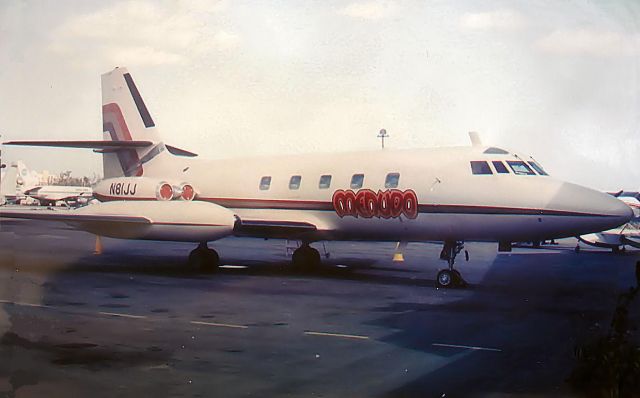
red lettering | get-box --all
[390,190,404,218]
[344,190,357,217]
[333,188,420,219]
[355,189,377,218]
[377,190,392,219]
[332,190,347,217]
[402,190,418,219]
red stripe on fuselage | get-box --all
[95,194,616,218]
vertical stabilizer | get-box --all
[0,163,18,198]
[101,67,167,178]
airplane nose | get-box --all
[547,182,633,234]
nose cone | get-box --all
[547,182,633,235]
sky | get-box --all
[0,0,639,191]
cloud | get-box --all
[48,0,238,67]
[535,28,640,57]
[338,1,399,20]
[459,9,527,31]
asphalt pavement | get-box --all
[0,218,638,397]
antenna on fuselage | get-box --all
[378,129,389,149]
[469,131,482,147]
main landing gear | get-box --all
[436,240,468,288]
[291,243,321,271]
[188,242,220,273]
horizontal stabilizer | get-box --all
[3,140,153,149]
[166,145,198,157]
[4,140,197,157]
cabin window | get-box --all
[528,161,548,176]
[350,174,365,189]
[318,175,332,189]
[507,161,535,175]
[492,161,509,174]
[470,161,493,175]
[289,175,302,190]
[259,176,271,190]
[385,172,400,188]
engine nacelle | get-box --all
[94,177,198,202]
[71,200,236,242]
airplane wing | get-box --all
[234,219,318,239]
[0,202,322,242]
[621,236,640,249]
[0,207,150,224]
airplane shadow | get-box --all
[368,250,640,397]
[0,240,441,289]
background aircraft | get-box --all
[0,162,24,204]
[0,161,92,206]
[577,195,640,252]
[23,185,93,207]
[1,67,633,288]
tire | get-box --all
[291,246,321,271]
[436,269,454,288]
[188,248,219,273]
[200,249,219,273]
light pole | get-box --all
[377,129,389,149]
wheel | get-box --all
[201,249,220,273]
[436,269,454,288]
[291,246,321,270]
[188,247,219,273]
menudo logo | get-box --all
[332,189,419,219]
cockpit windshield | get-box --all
[506,161,535,175]
[528,161,549,176]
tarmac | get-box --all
[0,218,638,397]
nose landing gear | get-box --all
[436,241,468,288]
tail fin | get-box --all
[0,163,18,198]
[4,67,196,179]
[101,67,165,178]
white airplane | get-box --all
[0,165,9,205]
[23,185,93,207]
[0,161,93,206]
[0,162,22,204]
[577,195,640,252]
[0,67,633,288]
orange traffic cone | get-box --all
[392,241,407,262]
[94,235,103,255]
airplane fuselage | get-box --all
[93,145,632,244]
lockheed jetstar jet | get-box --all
[1,67,633,288]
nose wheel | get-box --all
[188,242,220,273]
[436,241,467,288]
